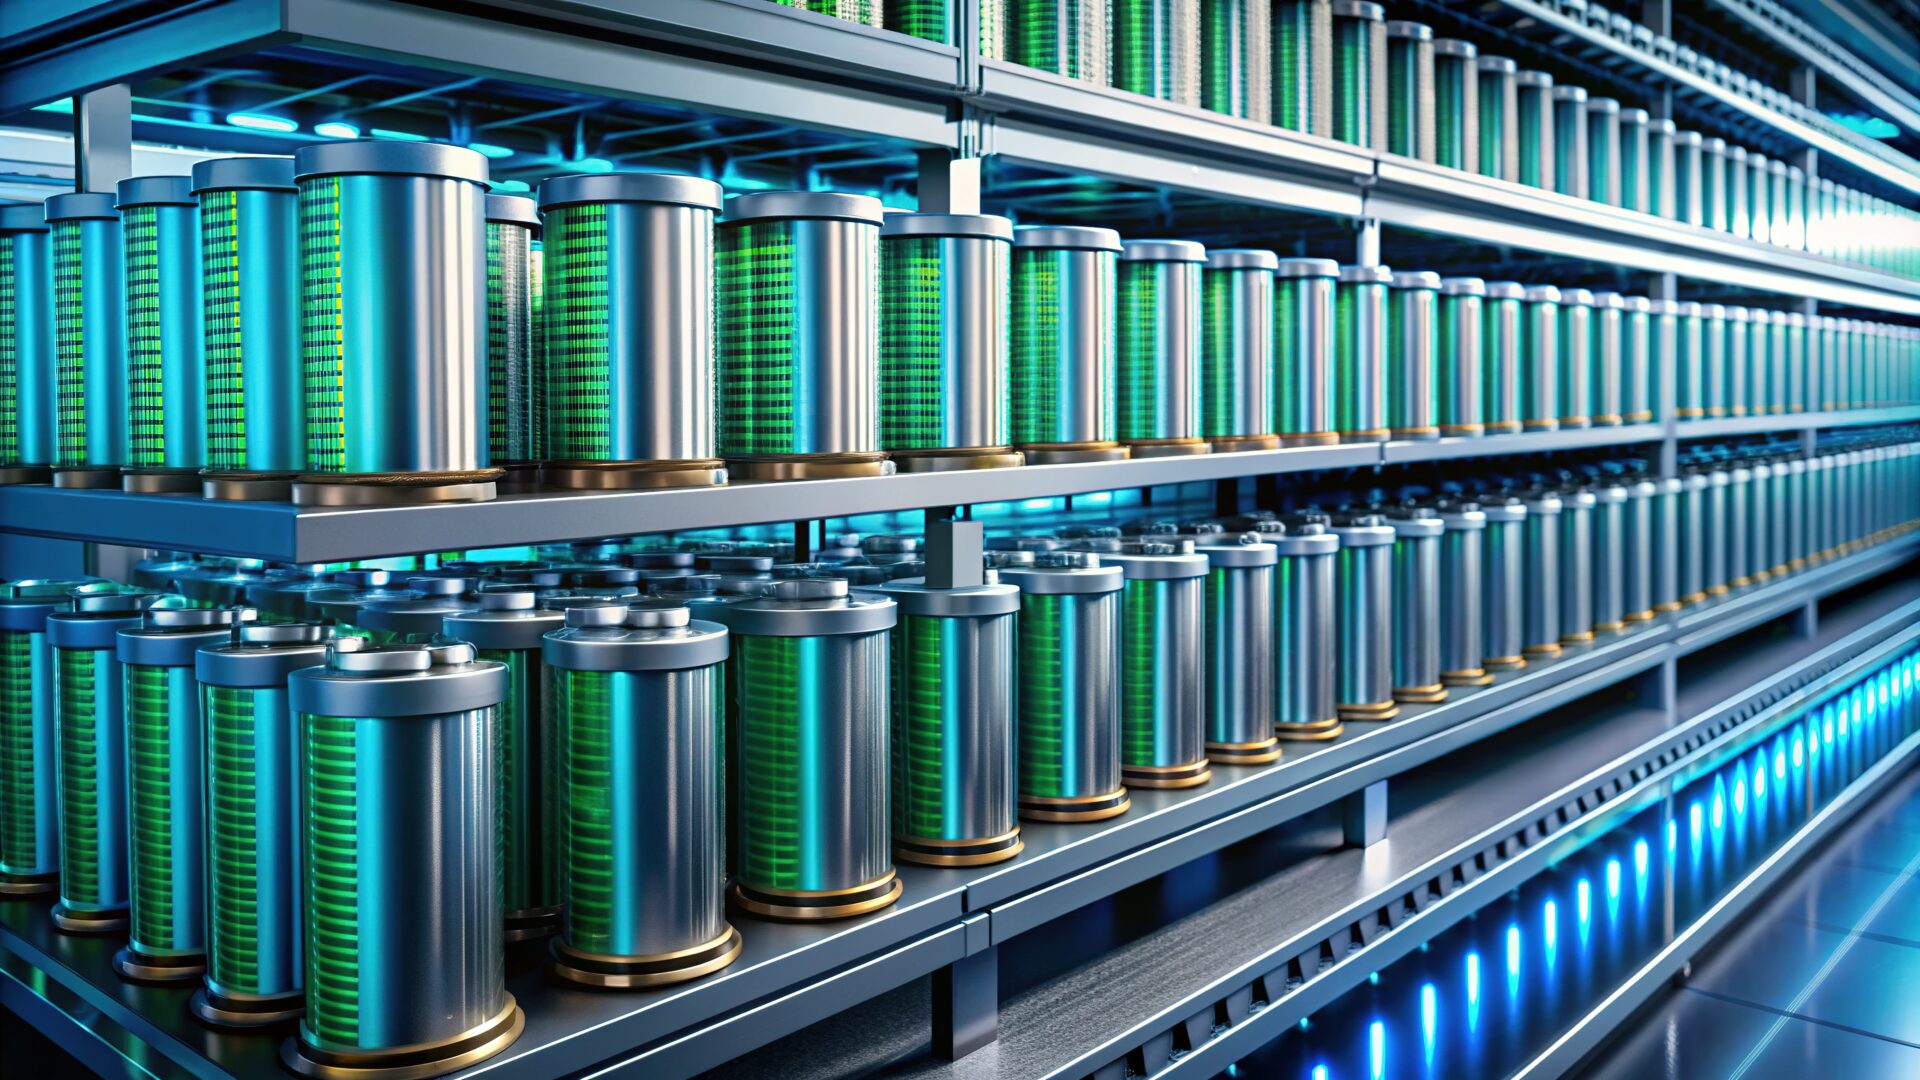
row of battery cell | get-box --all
[1671,306,1920,419]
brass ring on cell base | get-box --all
[1656,601,1685,613]
[1337,699,1400,722]
[1624,411,1654,423]
[550,926,744,989]
[192,986,306,1029]
[1122,758,1213,788]
[293,470,502,507]
[1274,718,1345,741]
[1483,654,1528,672]
[1442,667,1495,687]
[1439,424,1485,438]
[541,458,727,490]
[1278,430,1341,446]
[1561,630,1596,644]
[0,464,51,485]
[122,468,203,494]
[52,467,122,489]
[503,905,563,943]
[283,997,523,1080]
[1019,788,1130,822]
[888,446,1026,473]
[202,471,296,501]
[1593,621,1625,634]
[731,872,903,921]
[1521,419,1559,432]
[114,946,205,984]
[1207,736,1283,765]
[1389,426,1441,441]
[1125,437,1211,458]
[1394,682,1448,704]
[1706,585,1730,597]
[725,451,892,481]
[1675,407,1704,419]
[0,870,56,896]
[1209,433,1281,452]
[1624,609,1657,623]
[1017,440,1129,464]
[1729,575,1754,588]
[1484,422,1524,435]
[1591,414,1623,427]
[51,903,128,934]
[896,827,1025,867]
[1523,642,1562,658]
[1338,428,1390,444]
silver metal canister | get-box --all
[1484,282,1525,434]
[191,620,330,1028]
[291,142,494,506]
[1700,135,1726,231]
[1010,226,1126,462]
[1275,257,1340,445]
[1335,264,1391,442]
[717,191,886,479]
[1476,55,1518,180]
[1434,39,1479,173]
[0,581,101,896]
[114,605,256,984]
[1585,96,1621,206]
[1676,471,1707,605]
[1551,85,1590,199]
[1516,70,1556,190]
[1521,492,1563,658]
[1784,457,1809,572]
[1700,303,1728,417]
[1589,483,1627,633]
[1274,515,1342,739]
[1437,502,1491,686]
[1590,291,1624,426]
[1557,287,1593,429]
[1388,270,1440,441]
[1388,507,1445,703]
[1203,249,1280,451]
[879,212,1019,470]
[285,640,518,1077]
[1437,277,1484,437]
[45,192,125,489]
[708,578,899,919]
[1652,476,1685,613]
[1704,466,1731,596]
[0,205,54,483]
[1618,106,1649,213]
[1118,240,1210,457]
[1623,478,1658,622]
[1196,536,1280,764]
[1331,514,1398,722]
[1728,306,1754,417]
[997,554,1129,821]
[1624,295,1654,423]
[116,176,205,493]
[1673,130,1703,226]
[1647,118,1676,219]
[1480,496,1528,672]
[483,194,540,479]
[543,603,740,988]
[1104,542,1211,787]
[1385,21,1435,161]
[1521,285,1561,431]
[1559,487,1598,643]
[538,172,727,489]
[1727,463,1754,588]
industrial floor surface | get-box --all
[1574,759,1920,1080]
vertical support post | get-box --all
[1640,654,1679,726]
[1354,218,1381,267]
[1640,0,1674,123]
[1215,478,1240,519]
[1790,67,1819,178]
[933,917,998,1060]
[1791,599,1819,639]
[916,149,982,214]
[73,83,132,194]
[926,518,984,589]
[792,520,815,563]
[1342,780,1388,847]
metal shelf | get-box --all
[1697,0,1920,137]
[1675,405,1920,440]
[0,429,1671,563]
[2,535,1912,1080]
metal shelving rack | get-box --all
[4,2,1920,1078]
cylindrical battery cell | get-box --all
[1727,464,1754,587]
[1647,118,1676,219]
[1436,502,1491,686]
[1618,107,1648,213]
[1003,0,1109,84]
[1727,145,1750,239]
[1674,131,1705,226]
[880,211,1019,470]
[45,192,125,488]
[1784,311,1807,413]
[1677,471,1708,604]
[542,603,740,988]
[1552,85,1590,199]
[1385,21,1435,161]
[1330,1,1386,150]
[1649,476,1682,612]
[1725,305,1751,416]
[1516,70,1555,190]
[1271,0,1332,136]
[1700,137,1728,232]
[1584,96,1619,206]
[1118,239,1209,457]
[1556,287,1594,428]
[1203,248,1279,450]
[1520,284,1561,431]
[1102,543,1210,787]
[1558,487,1597,642]
[1480,496,1527,671]
[193,156,304,501]
[1113,0,1202,107]
[1522,492,1563,657]
[717,190,885,480]
[1334,264,1391,442]
[0,581,99,895]
[1437,277,1484,437]
[1588,291,1623,426]
[1746,308,1773,416]
[1273,515,1343,738]
[1331,514,1398,722]
[997,554,1129,820]
[1387,270,1439,440]
[1196,535,1280,764]
[1476,56,1519,180]
[1387,507,1445,703]
[0,205,54,483]
[1010,226,1125,463]
[483,194,540,473]
[1433,39,1479,172]
[1483,282,1525,434]
[1700,303,1728,417]
[292,142,494,506]
[190,620,329,1029]
[1202,0,1272,122]
[1749,153,1773,245]
[1704,467,1731,595]
[1589,484,1627,632]
[1622,295,1653,423]
[1275,257,1339,445]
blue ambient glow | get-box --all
[467,142,514,158]
[313,121,360,139]
[226,112,298,133]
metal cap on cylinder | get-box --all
[190,155,297,194]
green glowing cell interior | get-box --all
[487,648,550,915]
[0,631,36,871]
[1202,268,1244,437]
[889,0,948,42]
[486,221,537,463]
[1273,278,1315,435]
[1017,594,1072,798]
[1201,0,1264,119]
[202,189,249,472]
[880,235,948,451]
[0,234,16,464]
[127,664,180,947]
[1113,0,1198,104]
[1117,261,1163,441]
[1385,38,1419,158]
[1332,12,1372,147]
[768,0,880,25]
[1436,295,1476,427]
[1333,282,1379,434]
[716,221,799,457]
[1120,580,1162,767]
[528,242,545,454]
[303,714,360,1044]
[1010,250,1064,444]
[299,178,347,474]
[541,204,606,457]
[1479,75,1508,179]
[554,667,614,951]
[57,649,102,904]
[1518,91,1548,188]
[1272,0,1326,134]
[123,206,167,470]
[1483,297,1519,424]
[206,685,265,993]
[1005,0,1106,82]
[1435,63,1470,170]
[731,635,804,889]
[52,221,88,468]
[890,613,955,840]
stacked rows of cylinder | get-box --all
[1670,307,1919,419]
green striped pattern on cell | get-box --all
[542,205,612,459]
[553,667,615,951]
[886,0,948,42]
[731,634,809,892]
[0,232,15,463]
[1516,74,1552,190]
[127,664,199,952]
[57,649,112,907]
[1334,269,1387,437]
[528,241,545,455]
[201,190,246,470]
[716,219,796,456]
[890,614,952,839]
[486,647,553,921]
[122,206,166,469]
[1117,246,1204,443]
[51,219,101,469]
[1119,581,1162,768]
[880,235,947,450]
[1113,0,1201,106]
[1117,260,1162,440]
[1201,0,1271,123]
[1201,254,1275,440]
[1384,24,1433,162]
[1432,42,1476,172]
[1476,58,1517,180]
[302,714,360,1044]
[1010,245,1119,445]
[1004,0,1109,83]
[115,176,209,479]
[0,631,41,878]
[770,0,880,25]
[485,218,537,463]
[1272,0,1331,135]
[1016,594,1072,798]
[1008,249,1061,443]
[205,686,274,996]
[299,178,346,473]
[1330,3,1380,149]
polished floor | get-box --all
[1576,762,1920,1079]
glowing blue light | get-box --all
[1465,952,1480,1003]
[1667,820,1678,855]
[1690,802,1703,837]
[1828,111,1902,139]
[227,112,298,133]
[1606,859,1621,899]
[568,156,615,172]
[1368,971,1380,985]
[1370,1022,1385,1080]
[1021,498,1055,511]
[1577,880,1591,925]
[1755,759,1767,798]
[490,179,531,193]
[1544,900,1558,950]
[1793,737,1805,769]
[1634,839,1649,876]
[1824,715,1835,745]
[1301,1018,1312,1031]
[369,128,430,141]
[1775,749,1787,779]
[1421,985,1437,1061]
[467,142,514,159]
[1712,789,1725,831]
[34,98,74,114]
[1313,1065,1329,1080]
[313,121,360,139]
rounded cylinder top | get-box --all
[1391,270,1442,291]
[120,606,256,666]
[191,154,297,194]
[1525,492,1564,514]
[1103,546,1210,580]
[879,212,1014,241]
[1486,281,1526,300]
[1649,118,1675,134]
[997,555,1125,595]
[1624,295,1652,313]
[441,596,562,651]
[1440,505,1488,529]
[1440,277,1486,296]
[144,605,255,631]
[291,638,506,717]
[626,550,698,569]
[1121,239,1208,263]
[1386,509,1445,538]
[114,175,195,208]
[0,203,50,231]
[1275,257,1341,279]
[543,603,729,671]
[0,578,96,631]
[721,190,883,225]
[1561,288,1594,306]
[330,569,394,588]
[1728,145,1748,161]
[1339,264,1393,285]
[700,554,775,574]
[293,140,489,184]
[195,621,332,687]
[1552,85,1589,103]
[1014,224,1122,252]
[1436,38,1477,58]
[1479,496,1527,523]
[873,580,1022,617]
[1560,488,1598,508]
[1330,514,1396,547]
[44,191,119,221]
[72,589,167,615]
[1196,536,1279,567]
[1591,291,1625,309]
[1524,285,1562,303]
[1387,20,1432,40]
[1332,0,1384,21]
[1516,70,1554,88]
[1476,56,1517,74]
[1207,248,1280,271]
[1622,108,1648,124]
[357,595,478,635]
[485,193,538,227]
[49,592,175,650]
[1587,96,1621,114]
[536,171,724,211]
[706,577,897,637]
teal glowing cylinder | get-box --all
[1010,226,1124,463]
[1202,248,1278,450]
[1584,96,1619,207]
[1515,70,1555,190]
[1274,257,1339,445]
[0,205,54,483]
[1482,281,1524,434]
[1652,476,1685,613]
[114,605,255,984]
[1334,263,1390,442]
[46,590,169,933]
[1387,507,1445,704]
[1196,536,1279,764]
[0,580,98,895]
[1785,311,1808,414]
[871,574,1023,865]
[1648,118,1676,219]
[193,156,305,501]
[1623,296,1654,424]
[1480,497,1527,670]
[1725,305,1751,417]
[1674,131,1704,226]
[1475,56,1518,180]
[1700,303,1728,418]
[116,176,205,493]
[1748,308,1774,417]
[1104,543,1211,789]
[1113,0,1201,107]
[1588,291,1622,426]
[1618,107,1648,213]
[443,592,567,942]
[285,640,518,1079]
[1330,0,1386,150]
[1433,39,1479,173]
[1002,0,1109,84]
[45,192,125,488]
[1272,0,1331,136]
[292,141,494,506]
[1551,85,1589,199]
[1727,145,1750,239]
[1520,284,1560,431]
[1385,21,1434,162]
[1387,270,1439,441]
[1749,153,1773,245]
[1201,0,1271,122]
[1436,277,1484,437]
[1702,137,1729,232]
[484,194,540,472]
[1521,492,1562,658]
[1118,239,1209,456]
[706,578,901,919]
[543,603,740,988]
[191,620,330,1029]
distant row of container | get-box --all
[775,0,1920,278]
[1,142,1914,502]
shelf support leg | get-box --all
[73,83,132,193]
[1354,218,1380,267]
[1342,780,1388,848]
[933,929,998,1060]
[917,148,981,215]
[1641,655,1679,726]
[1792,599,1818,639]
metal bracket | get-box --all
[73,83,131,193]
[1343,780,1388,848]
[933,915,998,1061]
